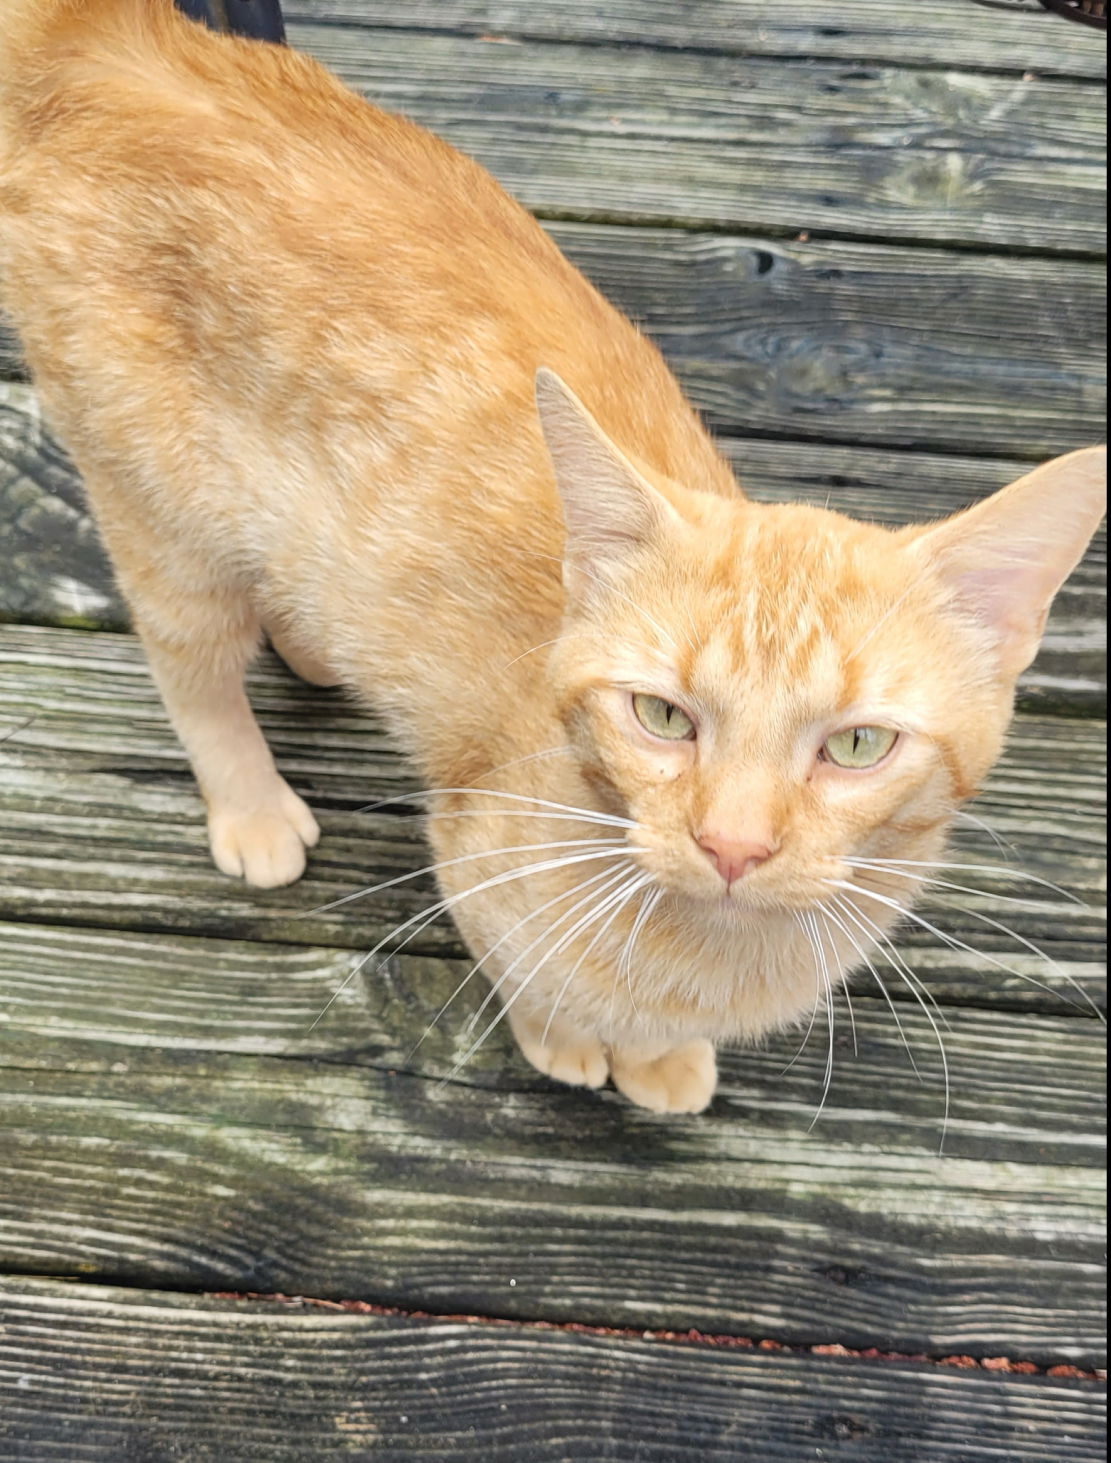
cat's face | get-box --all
[550,496,1002,915]
[538,369,1105,918]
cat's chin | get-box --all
[668,881,815,926]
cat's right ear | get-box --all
[535,368,684,590]
[910,444,1106,682]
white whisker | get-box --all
[355,785,636,830]
[462,863,634,1037]
[833,893,951,1152]
[404,864,628,1061]
[845,856,1084,907]
[619,886,661,1002]
[825,895,923,1082]
[954,809,1014,856]
[307,846,631,1030]
[828,876,1102,1022]
[447,870,649,1080]
[816,904,857,1058]
[804,910,837,1132]
[542,875,655,1046]
[930,896,1105,1023]
[306,836,626,917]
[828,884,953,1034]
[780,911,823,1076]
[478,745,576,781]
[844,860,1103,1020]
[846,578,925,663]
[502,636,583,672]
[844,859,1083,912]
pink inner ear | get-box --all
[915,446,1106,680]
[948,559,1047,637]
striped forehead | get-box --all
[680,525,880,725]
[690,597,848,721]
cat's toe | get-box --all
[610,1039,717,1115]
[515,1030,610,1090]
[208,789,320,888]
[547,1041,610,1089]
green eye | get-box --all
[823,726,898,769]
[632,694,695,742]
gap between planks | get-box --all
[0,1276,1105,1463]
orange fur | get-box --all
[0,0,1104,1112]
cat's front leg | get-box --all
[140,611,321,887]
[139,608,321,886]
[98,512,320,887]
[608,1038,718,1115]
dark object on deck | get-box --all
[174,0,286,43]
[969,0,1106,24]
[1039,0,1107,26]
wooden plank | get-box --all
[282,26,1107,252]
[2,922,1105,1166]
[551,226,1107,462]
[0,624,1104,1014]
[0,385,126,628]
[0,1023,1104,1353]
[0,316,20,380]
[2,1280,1105,1463]
[286,0,1109,79]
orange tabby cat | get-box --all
[0,0,1104,1112]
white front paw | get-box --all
[208,783,320,888]
[610,1039,717,1114]
[513,1025,611,1090]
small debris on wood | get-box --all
[206,1292,1106,1379]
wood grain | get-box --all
[286,0,1110,79]
[2,921,1105,1162]
[553,226,1107,461]
[2,1279,1104,1463]
[0,317,20,381]
[0,1015,1105,1352]
[278,25,1107,252]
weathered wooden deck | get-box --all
[0,3,1106,1458]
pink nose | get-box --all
[697,832,774,888]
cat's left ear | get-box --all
[910,445,1106,680]
[535,368,685,587]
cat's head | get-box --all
[536,368,1106,915]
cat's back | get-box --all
[0,0,731,507]
[0,0,597,350]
